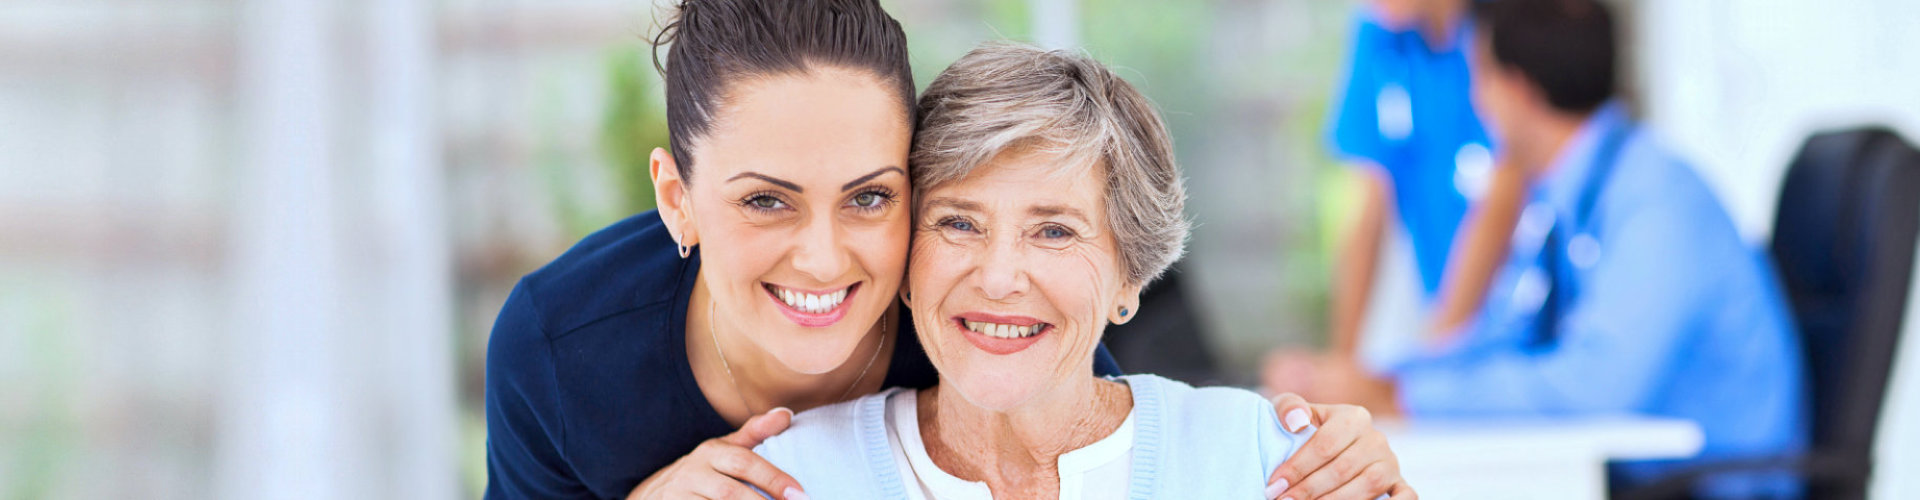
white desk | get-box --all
[1380,415,1704,500]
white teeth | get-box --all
[772,285,849,313]
[965,320,1041,339]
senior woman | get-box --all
[754,42,1413,500]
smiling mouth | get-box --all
[763,282,858,314]
[961,319,1049,339]
[952,315,1050,355]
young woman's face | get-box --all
[681,67,912,374]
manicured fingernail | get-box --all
[1285,408,1310,432]
[772,407,794,418]
[1265,479,1287,499]
[784,487,810,500]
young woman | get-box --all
[484,1,1406,499]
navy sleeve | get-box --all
[485,282,594,500]
[1094,343,1123,377]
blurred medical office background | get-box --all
[2,0,1918,498]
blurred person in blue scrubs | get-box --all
[1268,0,1530,377]
[1267,0,1809,497]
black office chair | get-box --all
[1617,127,1920,500]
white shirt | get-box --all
[755,375,1311,499]
[883,388,1136,500]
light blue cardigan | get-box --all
[754,374,1311,499]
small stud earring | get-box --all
[1119,306,1130,318]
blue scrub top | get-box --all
[1393,103,1809,498]
[1328,10,1493,297]
[483,211,1124,499]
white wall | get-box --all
[1635,0,1920,240]
[218,0,457,499]
[1632,1,1920,497]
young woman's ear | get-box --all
[650,147,699,249]
[1109,283,1144,325]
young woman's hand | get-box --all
[1266,394,1417,500]
[627,408,809,500]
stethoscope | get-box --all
[1514,121,1636,348]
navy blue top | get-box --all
[484,211,1122,499]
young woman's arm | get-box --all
[1267,393,1417,500]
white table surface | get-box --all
[1378,415,1705,500]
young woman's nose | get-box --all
[789,216,850,283]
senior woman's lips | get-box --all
[764,282,859,328]
[952,312,1049,355]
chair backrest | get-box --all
[1770,127,1920,498]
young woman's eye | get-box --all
[742,193,788,212]
[847,189,895,210]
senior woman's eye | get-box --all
[1035,224,1077,240]
[935,216,978,233]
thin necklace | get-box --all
[709,300,888,417]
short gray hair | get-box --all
[911,42,1189,286]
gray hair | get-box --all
[911,41,1189,286]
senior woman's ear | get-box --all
[1107,284,1144,325]
[649,147,700,252]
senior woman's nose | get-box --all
[974,236,1031,301]
[789,216,850,282]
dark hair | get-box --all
[650,0,916,181]
[1472,0,1617,113]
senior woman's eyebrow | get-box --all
[1029,204,1091,225]
[840,166,906,192]
[922,197,982,213]
[726,172,803,192]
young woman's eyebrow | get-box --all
[726,171,802,192]
[841,166,905,192]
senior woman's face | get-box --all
[908,148,1138,411]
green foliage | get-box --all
[599,45,669,217]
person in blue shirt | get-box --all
[1267,0,1808,497]
[483,1,1408,499]
[1290,0,1527,375]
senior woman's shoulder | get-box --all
[1120,373,1289,428]
[753,388,904,499]
[1118,374,1311,497]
